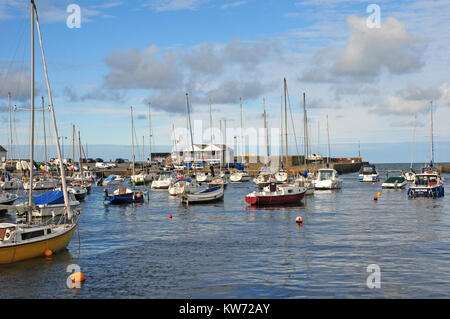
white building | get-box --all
[171,144,234,165]
[0,145,7,162]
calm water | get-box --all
[1,163,449,298]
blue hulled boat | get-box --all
[104,186,145,204]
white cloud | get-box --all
[220,1,248,10]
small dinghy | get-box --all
[104,186,145,204]
[16,190,79,217]
[181,185,224,204]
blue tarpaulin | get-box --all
[34,190,64,205]
[104,175,115,182]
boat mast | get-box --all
[78,131,83,177]
[72,124,75,170]
[430,101,434,166]
[263,98,268,165]
[8,92,12,162]
[326,114,330,166]
[34,0,71,219]
[410,113,417,169]
[42,96,47,167]
[28,1,35,215]
[186,93,197,176]
[280,95,283,167]
[240,97,244,165]
[284,78,288,176]
[131,106,135,182]
[303,92,307,165]
[148,103,152,164]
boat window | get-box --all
[21,229,45,241]
[319,171,333,180]
[47,228,51,234]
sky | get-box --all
[0,0,449,163]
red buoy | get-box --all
[169,214,173,219]
[296,216,303,223]
[373,196,378,201]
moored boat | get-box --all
[104,186,145,204]
[408,166,444,198]
[181,185,224,204]
[314,168,342,190]
[358,164,379,182]
[229,170,251,182]
[245,182,306,206]
[382,170,407,189]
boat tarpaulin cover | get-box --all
[34,190,64,205]
[104,175,115,182]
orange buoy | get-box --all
[44,249,52,257]
[296,216,303,223]
[70,272,86,283]
[136,193,141,198]
[377,192,381,197]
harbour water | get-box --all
[0,163,449,298]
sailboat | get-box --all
[104,107,146,204]
[0,0,80,263]
[230,98,251,183]
[408,101,445,198]
[294,92,315,195]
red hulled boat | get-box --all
[245,182,307,206]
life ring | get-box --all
[5,229,12,240]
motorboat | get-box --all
[245,182,307,206]
[382,170,408,189]
[358,164,379,182]
[181,185,224,204]
[104,186,145,204]
[408,166,444,198]
[151,171,174,189]
[314,168,342,190]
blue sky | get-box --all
[0,0,449,163]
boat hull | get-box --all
[0,224,76,264]
[245,192,305,205]
[408,185,444,198]
[104,194,145,204]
